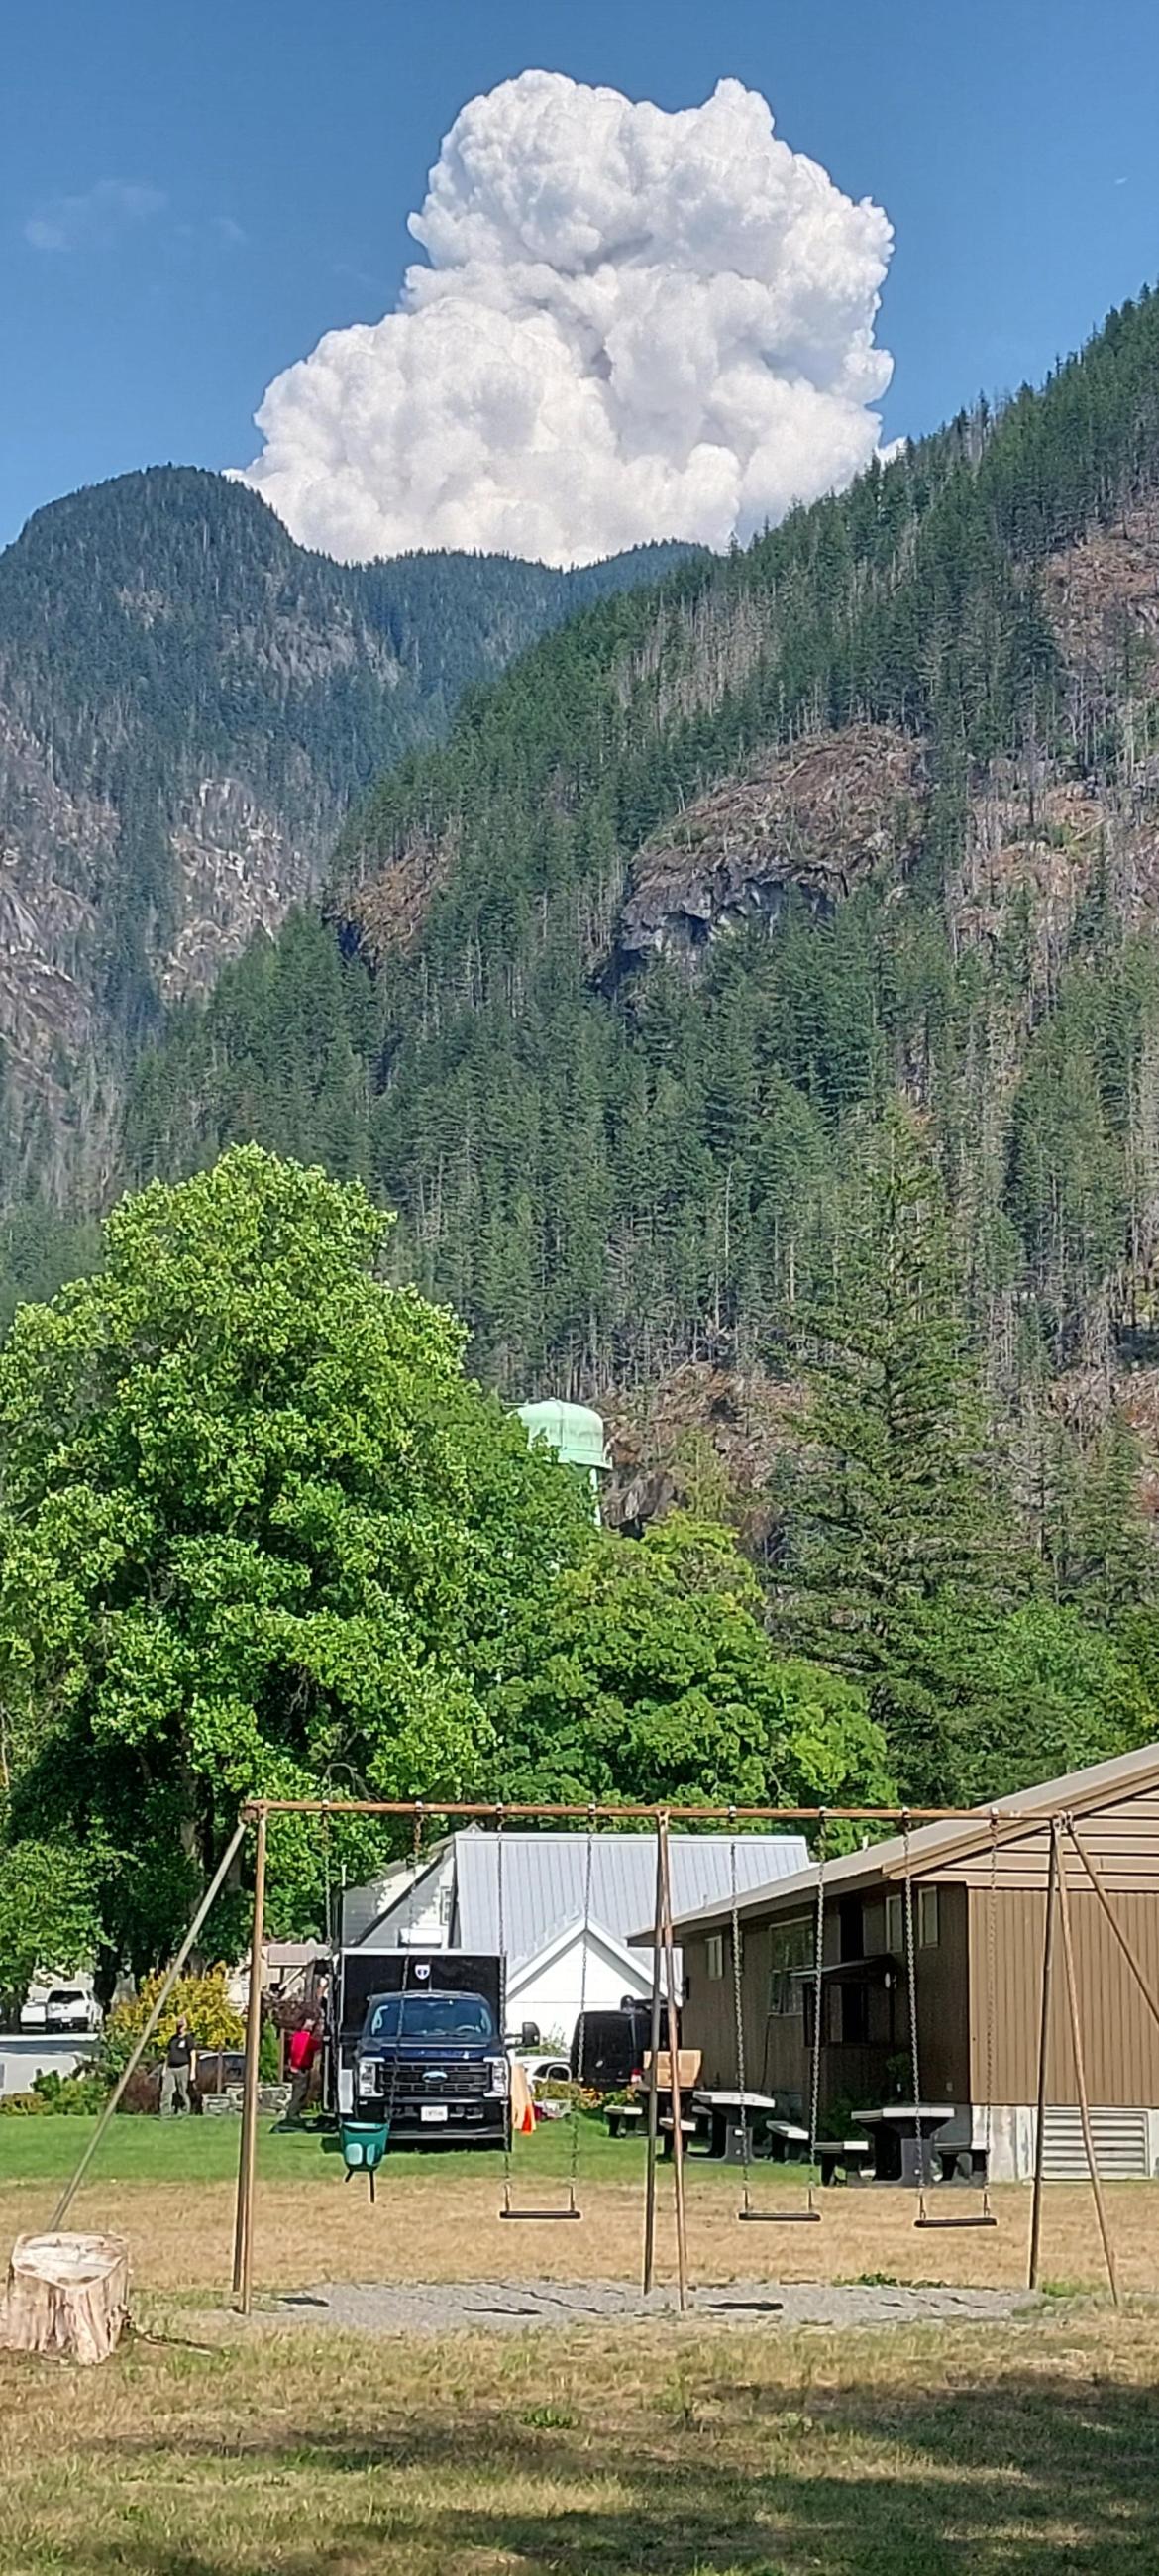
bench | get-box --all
[660,2116,699,2159]
[814,2138,873,2186]
[766,2120,810,2162]
[605,2102,645,2140]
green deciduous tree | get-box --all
[0,1841,102,2018]
[0,1146,594,1969]
[491,1510,895,1818]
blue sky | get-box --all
[3,0,1158,549]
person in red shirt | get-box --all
[286,2015,320,2125]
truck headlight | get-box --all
[486,2056,510,2097]
[358,2059,383,2093]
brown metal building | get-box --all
[667,1744,1159,2181]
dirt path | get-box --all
[270,2275,1038,2335]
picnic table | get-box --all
[814,2137,873,2186]
[604,2101,645,2141]
[857,2104,954,2184]
[691,2089,780,2161]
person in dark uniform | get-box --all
[160,2016,196,2115]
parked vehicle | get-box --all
[337,1948,509,2148]
[44,1987,101,2033]
[574,2002,657,2093]
[516,2053,573,2093]
[513,2052,573,2117]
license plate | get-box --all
[420,2103,449,2124]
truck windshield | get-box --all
[364,1993,496,2044]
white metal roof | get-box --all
[347,1829,808,1970]
[452,1830,807,1968]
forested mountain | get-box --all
[127,293,1159,1428]
[0,464,685,1202]
[10,290,1159,1816]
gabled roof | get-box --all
[655,1741,1159,1940]
[505,1914,656,1997]
[453,1829,809,1968]
[347,1828,809,1966]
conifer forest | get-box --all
[7,291,1159,1944]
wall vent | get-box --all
[1040,2106,1150,2181]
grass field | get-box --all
[4,2296,1159,2572]
[5,2105,1159,2296]
[6,2116,1159,2571]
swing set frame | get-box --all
[47,1790,1159,2318]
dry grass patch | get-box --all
[4,2307,1159,2573]
[6,2165,1159,2300]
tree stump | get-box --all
[0,2232,130,2365]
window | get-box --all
[706,1934,725,1982]
[885,1888,940,1950]
[769,1919,813,2015]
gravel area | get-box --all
[270,2277,1036,2336]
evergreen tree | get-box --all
[774,1106,1013,1798]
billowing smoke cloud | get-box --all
[240,74,895,567]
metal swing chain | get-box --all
[901,1812,927,2222]
[382,1801,424,2151]
[728,1812,752,2212]
[494,1806,514,2211]
[983,1808,998,2217]
[806,1813,827,2213]
[569,1809,596,2212]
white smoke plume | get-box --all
[240,73,895,567]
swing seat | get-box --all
[340,2119,388,2204]
[499,2205,583,2221]
[738,2205,822,2224]
[915,2210,997,2230]
[339,2119,388,2173]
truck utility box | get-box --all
[335,1948,508,2147]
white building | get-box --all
[342,1828,809,2049]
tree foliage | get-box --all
[491,1511,895,1817]
[0,1841,102,2015]
[0,1146,594,1965]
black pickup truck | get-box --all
[336,1949,509,2148]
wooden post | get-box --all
[641,1824,665,2296]
[657,1811,688,2314]
[1028,1818,1059,2292]
[233,1809,267,2313]
[1056,1825,1120,2307]
[51,1819,247,2233]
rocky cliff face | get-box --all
[619,725,926,965]
[0,467,686,1199]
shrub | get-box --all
[98,1966,244,2084]
[0,2069,110,2116]
[32,2068,109,2115]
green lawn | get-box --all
[0,2105,648,2188]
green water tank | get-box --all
[516,1398,609,1485]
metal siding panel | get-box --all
[981,1883,1159,2105]
[444,1832,807,1974]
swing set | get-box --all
[722,1807,998,2233]
[48,1786,1159,2319]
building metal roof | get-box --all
[655,1741,1159,1941]
[444,1829,809,1969]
